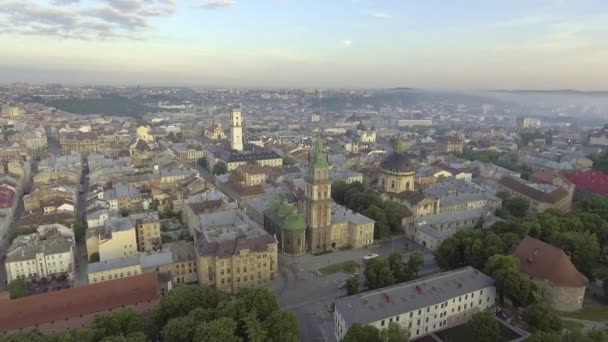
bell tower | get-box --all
[304,135,333,252]
[230,106,243,151]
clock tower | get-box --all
[304,135,333,252]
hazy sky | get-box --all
[1,0,607,89]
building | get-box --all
[589,130,608,146]
[415,210,498,251]
[86,217,138,261]
[194,209,278,293]
[517,117,542,129]
[230,107,244,151]
[5,224,75,284]
[136,125,154,143]
[59,131,99,153]
[87,255,142,284]
[205,122,226,140]
[140,242,198,284]
[441,136,464,154]
[171,143,206,164]
[568,171,608,199]
[333,267,496,341]
[264,202,307,256]
[129,211,162,252]
[0,273,161,335]
[211,150,283,172]
[379,138,416,196]
[234,164,267,186]
[511,236,588,312]
[397,119,433,127]
[498,175,574,213]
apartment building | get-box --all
[194,209,278,294]
[498,175,574,213]
[334,267,496,341]
[85,217,137,261]
[5,224,75,283]
[129,211,162,252]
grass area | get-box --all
[561,319,584,332]
[319,261,359,276]
[560,306,608,322]
[434,320,521,342]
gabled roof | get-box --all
[511,236,588,288]
[498,176,569,204]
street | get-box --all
[271,235,439,342]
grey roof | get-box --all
[332,204,374,226]
[6,235,74,263]
[335,267,495,326]
[87,255,141,274]
[140,250,173,269]
[416,209,497,239]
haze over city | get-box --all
[1,0,608,89]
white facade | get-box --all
[230,107,244,151]
[590,136,608,146]
[333,267,496,341]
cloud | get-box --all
[342,39,352,47]
[370,11,391,19]
[0,0,176,40]
[199,0,236,10]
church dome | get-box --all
[283,214,307,231]
[380,152,414,173]
[277,204,296,219]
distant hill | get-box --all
[489,89,608,97]
[21,94,160,117]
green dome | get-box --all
[283,214,307,231]
[277,204,296,219]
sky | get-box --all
[1,0,608,89]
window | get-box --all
[381,320,385,327]
[409,312,413,318]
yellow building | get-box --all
[88,255,142,284]
[129,211,162,252]
[86,217,138,262]
[194,209,278,294]
[205,123,226,140]
[137,126,155,143]
[59,132,99,153]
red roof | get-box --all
[0,273,160,331]
[569,171,608,196]
[511,236,588,288]
[0,185,16,208]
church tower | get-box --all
[304,135,333,252]
[230,106,243,151]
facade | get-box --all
[194,209,278,294]
[415,210,498,251]
[130,211,162,252]
[235,164,267,186]
[517,117,542,129]
[379,139,416,196]
[397,119,433,127]
[589,131,608,146]
[511,236,588,312]
[87,255,142,284]
[59,131,99,153]
[230,107,244,151]
[498,176,574,213]
[441,136,464,154]
[136,126,154,143]
[0,273,161,335]
[86,217,138,261]
[264,202,307,256]
[333,267,496,341]
[205,123,226,140]
[5,224,75,283]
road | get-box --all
[272,236,439,342]
[73,156,89,286]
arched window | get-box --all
[406,181,411,190]
[391,180,395,189]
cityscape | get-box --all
[1,1,608,342]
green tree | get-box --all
[343,323,383,342]
[282,157,297,166]
[406,251,424,278]
[99,332,148,342]
[331,181,349,205]
[466,311,501,342]
[243,311,267,342]
[161,315,198,342]
[522,305,562,332]
[154,286,227,327]
[484,255,521,304]
[526,331,562,342]
[91,308,150,340]
[236,288,279,320]
[8,279,27,299]
[213,161,228,175]
[364,257,395,290]
[346,275,359,295]
[72,221,88,243]
[380,322,410,342]
[89,252,100,263]
[364,205,390,239]
[149,199,160,211]
[507,197,530,218]
[262,310,299,342]
[388,252,408,282]
[382,201,406,233]
[435,237,464,270]
[193,318,241,342]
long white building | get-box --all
[333,267,496,341]
[5,224,75,283]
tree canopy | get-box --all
[466,311,501,342]
[213,161,228,175]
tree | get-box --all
[193,318,241,342]
[98,332,148,342]
[154,286,227,327]
[507,197,530,218]
[197,157,207,169]
[526,331,562,342]
[435,237,464,270]
[466,311,501,342]
[243,311,267,342]
[282,157,296,166]
[380,322,410,342]
[388,252,409,283]
[364,205,390,239]
[343,323,383,342]
[213,161,228,175]
[484,255,521,304]
[8,279,27,299]
[346,275,359,295]
[72,221,88,243]
[89,252,100,263]
[150,199,160,211]
[236,288,279,320]
[522,305,562,332]
[364,257,395,290]
[406,251,424,278]
[331,181,349,205]
[262,310,299,342]
[161,315,198,342]
[91,308,150,340]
